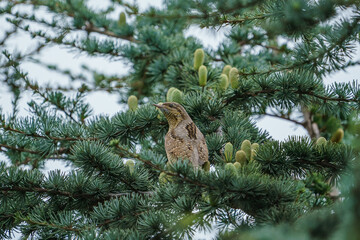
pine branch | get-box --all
[0,143,39,154]
[4,10,72,31]
[108,191,153,197]
[84,23,137,42]
[0,186,93,199]
[33,90,80,124]
[25,59,126,92]
[96,210,147,228]
[228,17,360,77]
[1,123,94,141]
[0,142,69,155]
[137,0,267,21]
[5,10,136,42]
[22,84,123,93]
[0,27,17,45]
[18,217,82,234]
[0,185,152,201]
[262,113,305,126]
[224,88,360,106]
[113,144,209,189]
[8,22,122,57]
[256,137,351,179]
[219,13,273,25]
[6,0,136,42]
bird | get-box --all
[153,102,209,168]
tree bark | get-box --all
[301,106,320,139]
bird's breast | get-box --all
[164,120,208,167]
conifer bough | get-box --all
[0,0,359,239]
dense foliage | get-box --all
[1,0,360,239]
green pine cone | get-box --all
[159,172,171,185]
[171,89,184,104]
[202,161,210,171]
[229,67,239,89]
[225,163,237,175]
[224,142,233,162]
[193,48,205,70]
[198,65,208,87]
[166,87,177,102]
[331,128,344,143]
[235,150,247,165]
[201,192,210,203]
[250,149,256,162]
[109,139,120,147]
[118,12,126,26]
[251,143,259,152]
[241,140,252,160]
[219,74,229,90]
[128,95,138,111]
[316,137,327,145]
[222,65,232,77]
[125,160,135,174]
[233,162,241,169]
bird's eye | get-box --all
[169,104,174,108]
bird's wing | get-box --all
[196,128,208,166]
[165,123,208,168]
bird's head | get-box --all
[153,102,190,128]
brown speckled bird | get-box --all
[153,102,209,168]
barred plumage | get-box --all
[154,102,208,168]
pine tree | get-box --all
[1,0,360,239]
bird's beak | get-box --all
[153,103,168,113]
[153,103,164,109]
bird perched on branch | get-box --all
[153,102,209,168]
